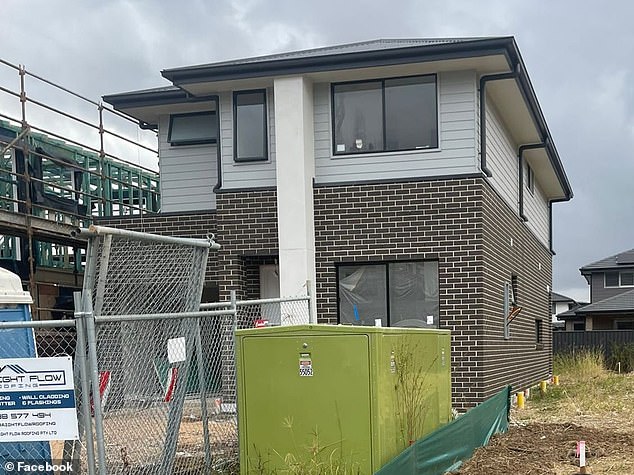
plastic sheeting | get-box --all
[375,386,511,475]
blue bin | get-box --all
[0,268,53,473]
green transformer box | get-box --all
[236,325,451,474]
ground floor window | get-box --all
[615,320,634,330]
[337,261,439,328]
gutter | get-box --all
[479,64,520,177]
[548,197,568,255]
[210,95,223,193]
[517,142,546,221]
[162,38,515,84]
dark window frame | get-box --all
[167,110,218,146]
[605,270,634,288]
[526,162,535,194]
[535,319,543,343]
[335,259,440,327]
[330,74,439,156]
[615,320,634,330]
[233,89,268,162]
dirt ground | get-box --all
[456,373,634,475]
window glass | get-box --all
[332,75,438,155]
[620,272,634,286]
[385,76,437,150]
[389,261,439,327]
[235,91,267,161]
[526,163,535,193]
[535,319,542,343]
[168,112,217,146]
[605,271,619,287]
[333,82,383,154]
[338,265,387,326]
[337,261,439,327]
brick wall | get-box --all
[481,182,553,399]
[97,178,553,409]
[314,178,485,408]
[215,189,278,301]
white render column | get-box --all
[273,76,317,323]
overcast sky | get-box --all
[1,0,633,302]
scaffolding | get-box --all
[0,58,161,319]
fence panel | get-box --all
[80,226,215,474]
[553,330,634,361]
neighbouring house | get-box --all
[101,37,572,409]
[550,291,585,330]
[559,249,634,331]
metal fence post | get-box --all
[306,279,315,324]
[231,290,237,333]
[83,291,108,474]
[74,291,97,475]
[194,317,212,471]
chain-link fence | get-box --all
[0,317,93,474]
[0,226,311,474]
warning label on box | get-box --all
[299,353,313,377]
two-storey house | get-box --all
[102,37,572,408]
[560,249,634,330]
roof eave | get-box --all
[102,88,217,111]
[161,37,515,84]
[509,39,572,201]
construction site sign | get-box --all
[0,356,79,441]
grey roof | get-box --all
[575,289,634,315]
[103,85,215,111]
[163,38,495,72]
[105,85,181,97]
[557,303,590,319]
[581,248,634,272]
[160,36,519,86]
[551,291,576,303]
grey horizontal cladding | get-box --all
[523,177,549,248]
[313,70,479,184]
[219,90,277,190]
[484,99,518,213]
[590,273,634,304]
[484,99,549,248]
[158,114,217,212]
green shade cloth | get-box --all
[376,386,510,475]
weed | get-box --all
[607,342,634,373]
[553,348,606,380]
[392,341,435,449]
[250,415,361,474]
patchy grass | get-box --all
[457,352,634,474]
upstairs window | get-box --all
[168,111,217,146]
[234,90,268,162]
[605,271,634,287]
[526,163,535,194]
[332,75,438,155]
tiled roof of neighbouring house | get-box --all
[575,288,634,314]
[581,248,634,272]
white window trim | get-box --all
[604,270,634,288]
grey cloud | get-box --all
[2,0,633,299]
